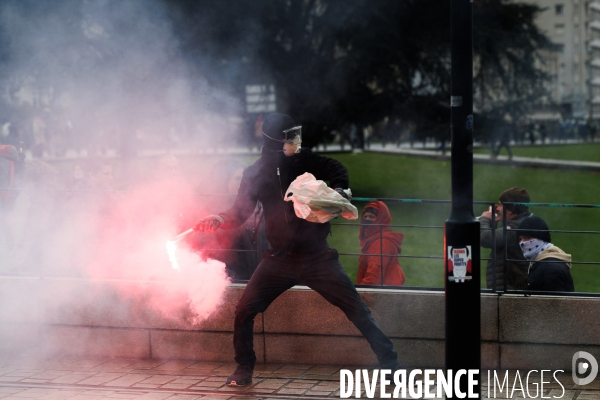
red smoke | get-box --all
[78,177,231,324]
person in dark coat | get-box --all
[517,216,574,292]
[195,113,402,386]
[480,187,532,290]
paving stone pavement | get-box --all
[1,356,600,399]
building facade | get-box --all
[528,0,600,119]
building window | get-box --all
[245,84,276,114]
[556,4,564,14]
[556,23,565,35]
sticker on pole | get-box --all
[447,245,473,283]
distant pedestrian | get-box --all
[491,126,512,160]
[408,122,416,148]
[527,122,536,145]
[579,120,589,142]
[590,120,598,142]
[539,123,547,145]
[572,122,579,141]
[383,118,401,148]
[516,121,527,145]
[559,120,569,141]
[339,123,353,151]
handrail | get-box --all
[2,195,599,296]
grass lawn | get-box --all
[323,152,600,293]
[473,142,600,162]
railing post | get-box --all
[491,202,497,292]
[503,206,508,293]
[380,224,384,286]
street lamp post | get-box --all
[445,0,481,395]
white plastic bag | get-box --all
[284,172,358,223]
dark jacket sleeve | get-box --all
[480,217,504,248]
[305,152,349,189]
[480,217,520,249]
[218,167,259,229]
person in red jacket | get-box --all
[357,201,405,286]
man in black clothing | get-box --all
[196,113,402,386]
[517,216,574,292]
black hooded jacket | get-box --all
[526,258,575,292]
[218,148,349,253]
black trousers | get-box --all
[233,248,399,368]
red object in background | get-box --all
[357,201,405,285]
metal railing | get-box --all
[333,197,448,291]
[497,201,600,297]
[1,189,599,297]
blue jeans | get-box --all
[233,248,400,368]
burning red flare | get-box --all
[165,240,180,270]
[165,228,195,270]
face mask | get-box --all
[520,238,552,260]
[283,142,300,156]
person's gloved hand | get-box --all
[194,215,224,232]
[335,188,352,201]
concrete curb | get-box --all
[365,147,600,172]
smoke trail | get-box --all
[0,0,244,155]
[0,0,247,355]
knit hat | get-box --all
[498,187,530,214]
[262,113,296,150]
[517,215,551,242]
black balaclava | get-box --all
[262,113,296,152]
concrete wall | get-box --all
[0,278,599,370]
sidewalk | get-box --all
[0,356,341,400]
[363,143,600,172]
[2,355,600,399]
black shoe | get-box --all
[226,365,253,386]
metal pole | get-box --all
[502,206,508,293]
[380,224,384,286]
[445,0,481,395]
[491,203,497,291]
